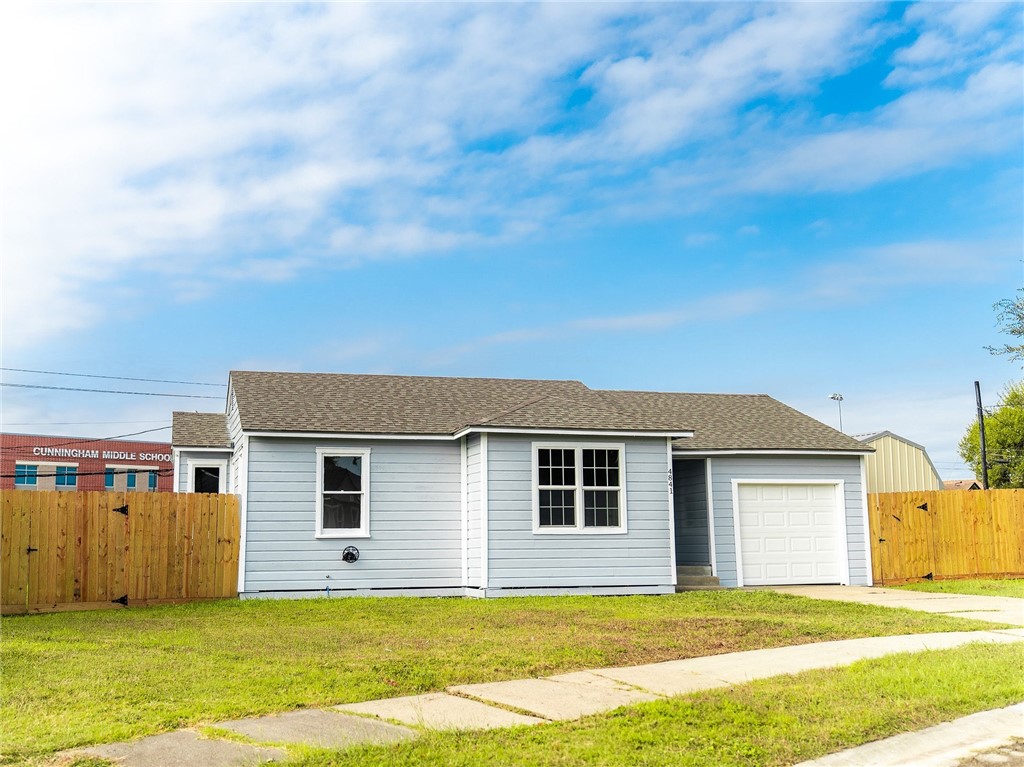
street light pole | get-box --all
[829,393,844,432]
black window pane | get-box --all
[539,467,551,486]
[607,468,619,487]
[584,490,619,527]
[563,466,575,486]
[324,456,362,492]
[539,488,575,526]
[323,494,361,529]
[194,466,220,493]
[583,467,595,486]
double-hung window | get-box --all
[534,444,626,534]
[316,448,370,538]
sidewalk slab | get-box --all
[218,709,415,748]
[791,702,1024,766]
[336,692,545,730]
[450,676,660,720]
[772,586,1024,627]
[595,632,1022,694]
[74,729,284,767]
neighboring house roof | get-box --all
[172,411,231,448]
[944,479,981,490]
[205,370,866,452]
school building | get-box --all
[0,433,174,492]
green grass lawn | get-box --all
[892,578,1024,599]
[286,642,1024,767]
[0,591,1007,763]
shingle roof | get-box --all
[224,370,867,452]
[172,411,231,448]
[630,392,869,452]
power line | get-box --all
[0,367,225,387]
[2,383,221,399]
[2,420,169,426]
[4,467,174,479]
[0,425,171,453]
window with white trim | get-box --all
[316,448,370,538]
[534,444,626,533]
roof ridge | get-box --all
[599,388,771,398]
[230,369,587,387]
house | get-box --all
[172,371,873,598]
[944,479,982,491]
[854,431,942,493]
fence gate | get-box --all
[1,490,239,614]
[869,490,1024,585]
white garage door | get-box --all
[737,483,842,586]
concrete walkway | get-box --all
[792,702,1024,767]
[68,628,1024,766]
[771,585,1024,627]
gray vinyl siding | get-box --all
[466,434,482,588]
[485,435,673,589]
[708,455,868,587]
[243,437,462,592]
[176,450,231,492]
[673,459,710,566]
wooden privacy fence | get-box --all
[1,490,240,614]
[868,489,1024,585]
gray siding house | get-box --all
[172,371,872,598]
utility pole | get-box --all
[975,380,989,490]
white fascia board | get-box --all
[672,449,873,457]
[173,446,233,452]
[454,426,694,440]
[243,430,452,441]
[244,428,695,441]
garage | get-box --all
[736,482,844,586]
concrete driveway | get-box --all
[771,585,1024,627]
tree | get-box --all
[988,290,1024,363]
[959,381,1024,488]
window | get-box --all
[126,472,137,490]
[186,459,227,494]
[14,465,37,487]
[104,469,114,489]
[316,448,370,538]
[148,471,158,491]
[55,466,77,488]
[534,444,626,534]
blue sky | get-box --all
[1,2,1021,478]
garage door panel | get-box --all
[738,483,842,586]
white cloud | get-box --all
[1,2,1019,355]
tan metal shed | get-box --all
[855,431,943,493]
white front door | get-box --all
[736,482,842,586]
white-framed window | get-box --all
[315,448,371,538]
[186,459,227,494]
[532,443,627,534]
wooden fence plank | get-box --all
[869,489,1024,584]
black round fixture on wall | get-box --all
[342,546,360,564]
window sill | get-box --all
[315,532,371,540]
[532,527,628,536]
